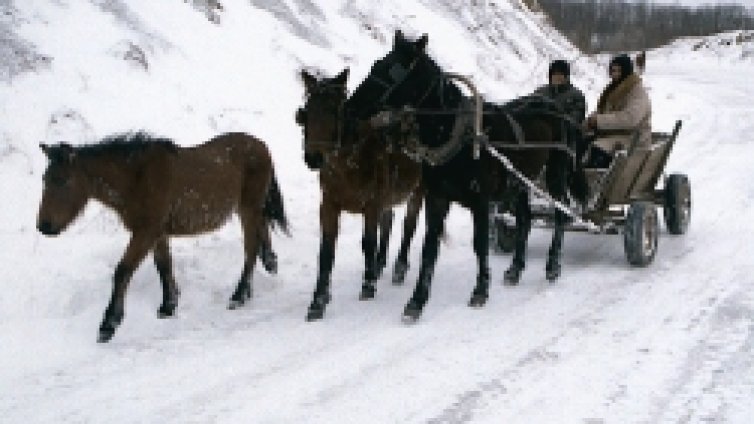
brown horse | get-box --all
[37,132,288,342]
[297,68,424,321]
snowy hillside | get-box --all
[0,0,598,231]
[651,30,754,63]
[2,1,754,423]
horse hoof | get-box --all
[468,294,488,308]
[157,306,176,318]
[392,262,408,285]
[262,253,278,275]
[306,293,331,321]
[97,328,115,343]
[306,307,324,322]
[504,267,522,286]
[359,283,376,301]
[545,269,561,282]
[402,302,423,323]
[545,261,561,282]
[227,298,246,310]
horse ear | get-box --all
[61,144,76,162]
[416,34,428,52]
[394,29,405,46]
[44,143,76,163]
[334,68,349,85]
[300,69,317,92]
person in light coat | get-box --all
[584,54,651,166]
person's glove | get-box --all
[583,114,598,131]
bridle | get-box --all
[366,54,424,106]
[297,83,347,152]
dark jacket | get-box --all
[533,83,587,124]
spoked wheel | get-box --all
[663,173,691,235]
[624,201,659,267]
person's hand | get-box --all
[584,114,598,130]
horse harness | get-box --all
[375,93,579,168]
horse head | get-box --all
[348,30,436,118]
[297,68,349,170]
[37,143,90,236]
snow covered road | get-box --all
[2,56,753,423]
[1,0,754,418]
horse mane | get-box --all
[75,131,177,158]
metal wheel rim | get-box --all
[642,209,658,257]
[680,186,691,228]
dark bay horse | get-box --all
[297,68,424,321]
[348,31,587,320]
[37,132,288,342]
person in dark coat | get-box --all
[533,59,587,124]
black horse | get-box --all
[348,30,587,320]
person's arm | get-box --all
[532,85,548,97]
[567,90,587,123]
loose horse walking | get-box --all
[37,132,287,342]
[297,69,424,321]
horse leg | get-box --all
[546,156,569,282]
[403,194,449,322]
[504,189,531,285]
[546,208,566,281]
[257,223,278,275]
[374,209,394,280]
[306,200,340,321]
[393,188,423,285]
[154,237,180,318]
[98,232,158,343]
[469,199,491,307]
[359,208,381,300]
[229,208,264,309]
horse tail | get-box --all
[568,164,589,205]
[567,127,590,205]
[264,171,289,235]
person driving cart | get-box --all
[584,54,652,168]
[533,59,586,123]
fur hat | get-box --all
[609,54,634,79]
[548,60,570,79]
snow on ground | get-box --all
[1,1,753,423]
[656,30,754,64]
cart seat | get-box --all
[585,120,682,210]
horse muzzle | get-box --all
[37,220,62,236]
[304,152,324,170]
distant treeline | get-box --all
[534,0,754,53]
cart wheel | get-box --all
[624,201,658,267]
[493,218,515,254]
[664,173,691,235]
